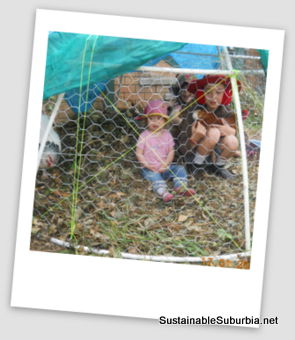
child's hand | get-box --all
[158,166,167,173]
[218,124,235,136]
[211,123,235,136]
[147,165,160,173]
[190,121,207,144]
[158,163,169,173]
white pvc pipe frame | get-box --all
[50,237,250,264]
[40,62,252,261]
[223,47,251,252]
[138,66,264,75]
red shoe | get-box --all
[162,192,174,202]
[175,187,196,197]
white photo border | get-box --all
[11,9,285,325]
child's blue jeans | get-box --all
[141,164,188,194]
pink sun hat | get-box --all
[135,100,169,120]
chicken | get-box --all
[39,114,61,169]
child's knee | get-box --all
[207,127,221,145]
[223,135,239,150]
[172,164,187,178]
[142,169,162,182]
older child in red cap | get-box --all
[175,75,240,179]
[136,100,195,202]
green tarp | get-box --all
[258,49,269,73]
[44,32,186,99]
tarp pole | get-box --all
[37,93,64,172]
[138,65,264,75]
[223,47,251,252]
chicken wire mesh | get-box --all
[31,46,265,268]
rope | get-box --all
[70,35,98,239]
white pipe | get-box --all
[223,47,251,252]
[229,55,261,60]
[236,70,265,74]
[138,66,235,75]
[138,66,264,75]
[173,51,261,60]
[37,93,64,171]
[50,237,250,263]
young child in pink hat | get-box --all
[136,100,196,202]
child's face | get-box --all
[147,115,166,131]
[179,87,194,103]
[204,83,225,111]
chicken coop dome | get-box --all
[35,31,267,267]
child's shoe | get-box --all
[162,192,174,202]
[175,186,196,197]
[214,166,236,180]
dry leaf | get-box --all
[178,215,188,222]
[31,226,41,235]
[127,247,138,254]
[52,190,70,197]
[96,200,106,209]
[116,191,126,197]
[49,224,58,234]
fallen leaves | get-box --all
[32,137,258,262]
[178,214,189,222]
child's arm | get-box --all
[158,148,175,173]
[136,146,158,172]
[211,119,236,136]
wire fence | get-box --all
[31,47,265,268]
